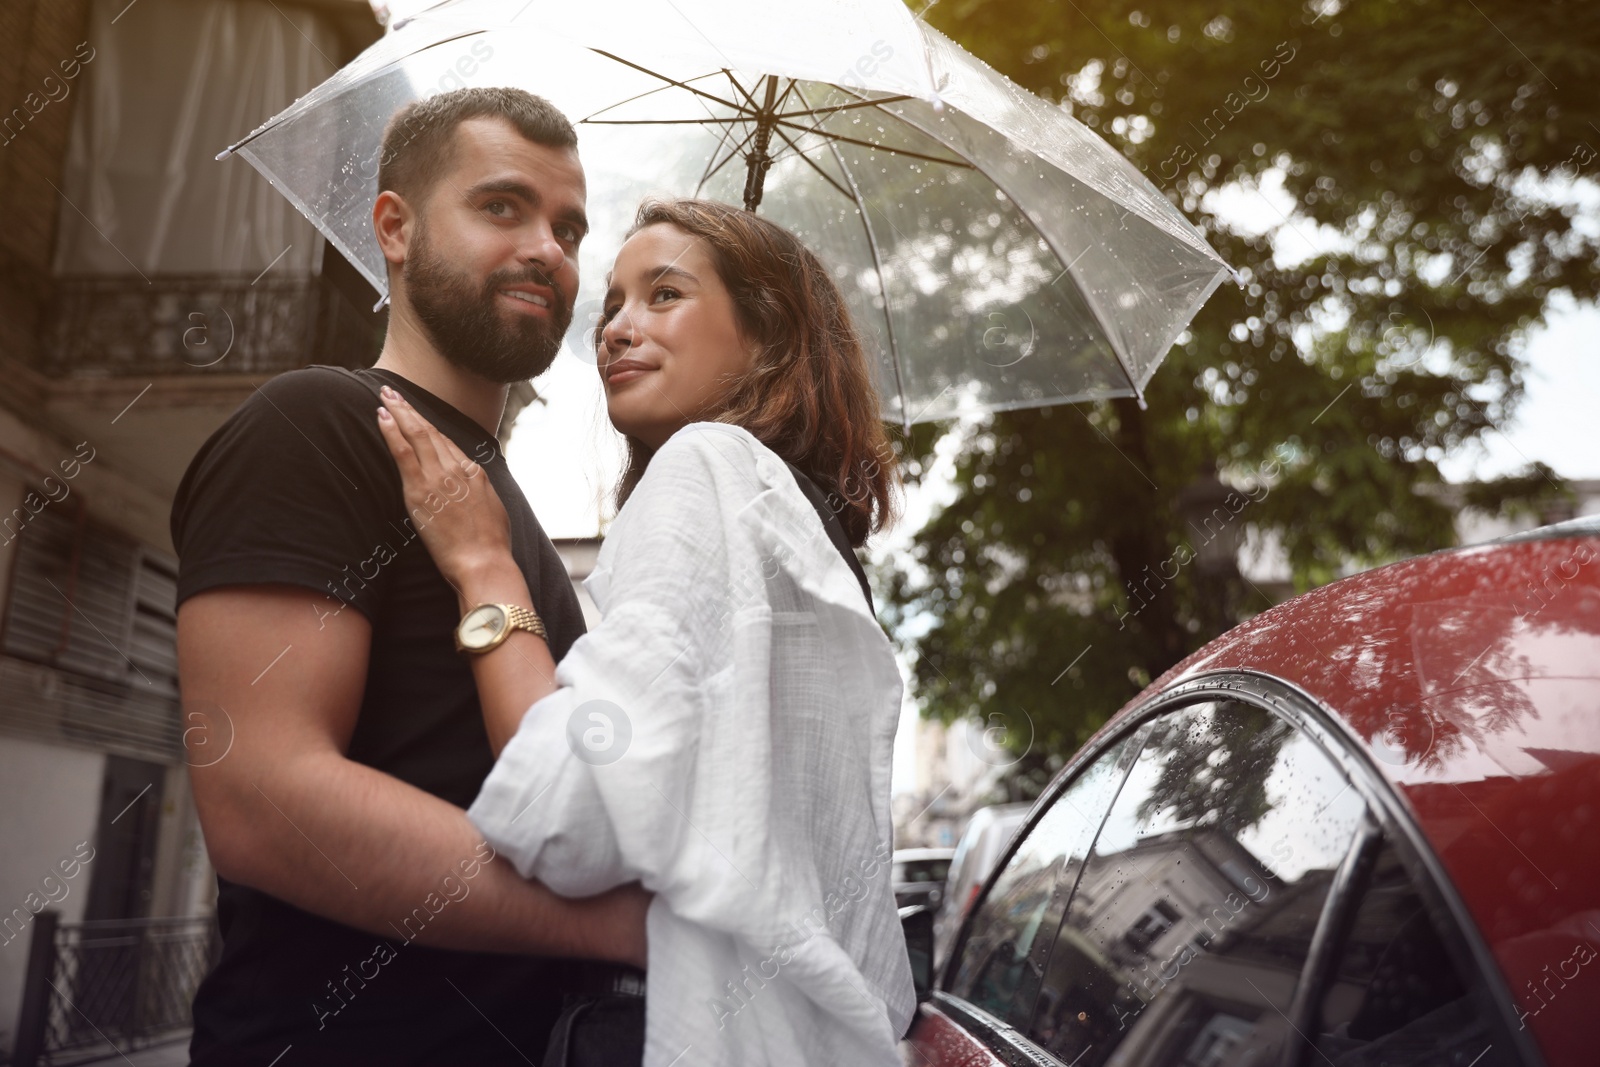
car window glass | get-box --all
[934,805,1032,969]
[1028,699,1367,1067]
[947,732,1143,1025]
[896,861,951,883]
[1313,838,1517,1066]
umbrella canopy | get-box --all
[220,0,1234,426]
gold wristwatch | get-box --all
[454,602,547,653]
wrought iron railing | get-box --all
[39,273,380,378]
[12,912,218,1066]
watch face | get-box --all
[459,604,507,650]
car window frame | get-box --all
[940,727,1151,1027]
[938,721,1153,996]
[926,669,1546,1067]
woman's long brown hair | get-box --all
[609,198,898,547]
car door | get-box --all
[909,677,1537,1067]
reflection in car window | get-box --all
[895,861,951,884]
[1313,839,1515,1066]
[1029,700,1367,1067]
[947,733,1142,1025]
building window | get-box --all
[52,0,339,278]
[1123,899,1180,953]
[43,0,378,378]
[0,490,182,762]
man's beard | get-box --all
[403,222,573,383]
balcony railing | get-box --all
[40,273,380,378]
[13,912,219,1066]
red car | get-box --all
[901,516,1600,1067]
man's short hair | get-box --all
[377,87,578,206]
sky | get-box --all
[1437,298,1600,485]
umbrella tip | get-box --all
[373,292,391,314]
[215,148,232,161]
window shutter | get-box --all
[0,491,181,762]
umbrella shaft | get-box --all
[743,76,781,212]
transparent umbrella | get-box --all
[219,0,1235,427]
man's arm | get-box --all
[178,583,647,965]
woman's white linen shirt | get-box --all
[466,422,915,1066]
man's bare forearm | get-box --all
[179,585,647,970]
[195,748,644,964]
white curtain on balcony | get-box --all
[53,0,339,276]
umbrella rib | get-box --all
[779,79,855,151]
[588,82,799,127]
[723,71,798,116]
[774,95,916,121]
[589,50,746,113]
[770,126,857,202]
[689,74,759,195]
[697,122,764,195]
[582,56,753,202]
[586,115,971,173]
[722,70,773,116]
[723,69,755,108]
[584,117,751,125]
[854,99,1145,401]
[771,119,973,169]
[581,70,740,123]
[767,92,866,193]
[654,68,758,200]
[700,71,800,206]
[794,83,912,431]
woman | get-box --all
[375,198,914,1065]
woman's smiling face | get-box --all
[598,223,756,449]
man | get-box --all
[172,88,646,1065]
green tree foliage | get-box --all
[886,0,1596,771]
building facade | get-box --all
[0,2,390,1059]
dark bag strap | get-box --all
[784,462,874,611]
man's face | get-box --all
[401,116,587,383]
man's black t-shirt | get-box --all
[171,365,586,1065]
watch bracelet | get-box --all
[504,602,548,641]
